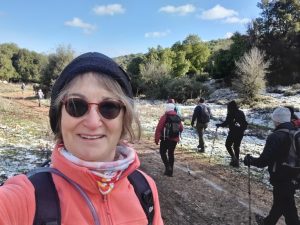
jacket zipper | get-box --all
[102,195,113,225]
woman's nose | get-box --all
[82,105,103,128]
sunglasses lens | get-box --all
[99,101,122,119]
[65,98,88,117]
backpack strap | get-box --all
[28,170,61,225]
[128,170,154,225]
[28,168,101,225]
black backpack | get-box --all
[27,167,154,225]
[162,114,181,139]
[274,128,300,179]
[198,105,210,123]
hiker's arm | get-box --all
[251,134,279,168]
[191,106,198,126]
[0,175,35,225]
[154,115,166,144]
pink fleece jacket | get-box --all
[0,146,164,225]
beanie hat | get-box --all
[271,107,291,123]
[49,52,133,134]
[167,98,175,103]
[165,103,175,112]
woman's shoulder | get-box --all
[0,174,36,224]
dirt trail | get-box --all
[134,139,288,225]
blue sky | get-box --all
[0,1,260,57]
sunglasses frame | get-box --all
[62,97,125,120]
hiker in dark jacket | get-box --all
[216,100,247,167]
[191,98,211,152]
[244,107,300,225]
[155,103,183,177]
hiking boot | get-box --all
[198,148,205,153]
[166,167,173,177]
[229,158,239,167]
[255,214,265,225]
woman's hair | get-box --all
[53,72,141,144]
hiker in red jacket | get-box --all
[0,52,163,225]
[155,103,183,177]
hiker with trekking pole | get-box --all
[0,52,163,225]
[244,107,300,225]
[216,100,248,167]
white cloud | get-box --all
[145,30,171,38]
[224,32,234,39]
[64,17,96,34]
[223,16,250,24]
[93,4,125,16]
[159,4,196,16]
[200,4,238,20]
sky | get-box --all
[0,1,261,57]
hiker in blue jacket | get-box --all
[244,107,300,225]
[191,98,211,152]
[216,100,247,167]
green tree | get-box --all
[0,43,19,81]
[248,0,300,85]
[233,47,270,101]
[41,45,75,93]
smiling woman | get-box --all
[0,52,164,225]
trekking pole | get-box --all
[209,127,218,163]
[248,164,252,225]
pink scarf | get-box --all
[59,144,135,195]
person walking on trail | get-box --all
[216,100,247,167]
[0,52,163,225]
[21,82,25,95]
[191,97,211,153]
[244,107,300,225]
[155,103,183,177]
[37,89,44,107]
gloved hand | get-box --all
[216,124,221,128]
[155,140,159,145]
[244,154,253,166]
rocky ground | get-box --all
[1,82,300,225]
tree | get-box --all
[0,43,19,81]
[41,45,75,95]
[232,47,270,101]
[248,0,300,85]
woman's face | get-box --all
[60,74,124,162]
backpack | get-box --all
[274,128,300,179]
[198,105,210,123]
[27,167,154,225]
[162,114,181,139]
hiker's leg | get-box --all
[225,131,235,158]
[233,132,244,161]
[264,185,285,225]
[282,183,300,225]
[167,140,177,176]
[196,124,204,149]
[159,140,169,173]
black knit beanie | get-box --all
[49,52,133,134]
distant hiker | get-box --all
[155,102,183,176]
[244,107,300,225]
[191,97,212,152]
[0,52,163,225]
[216,100,247,167]
[287,105,300,127]
[21,82,25,94]
[37,88,44,107]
